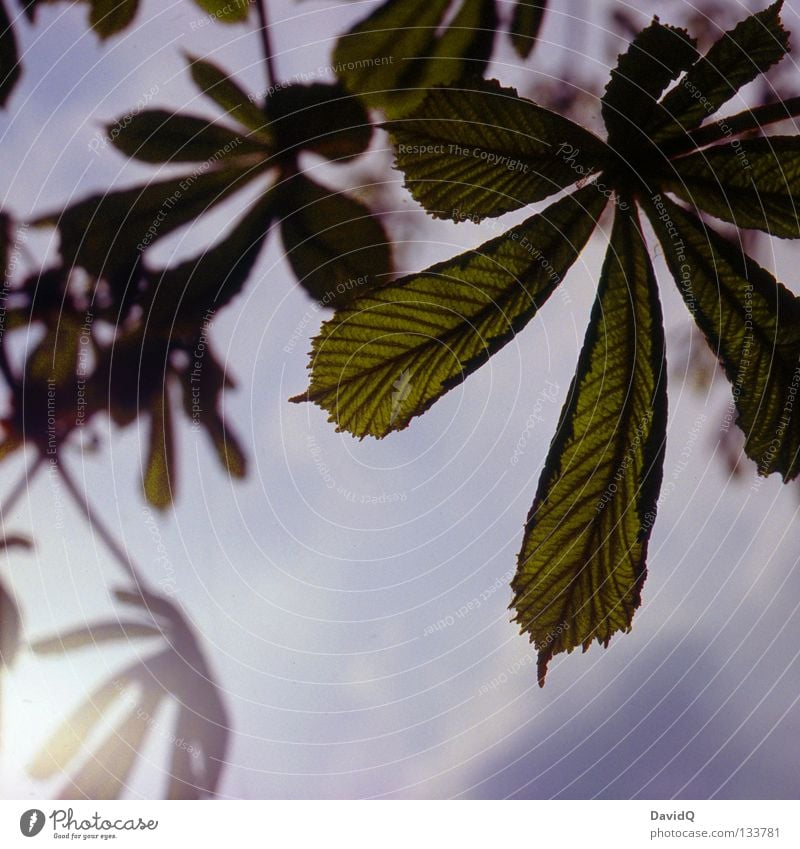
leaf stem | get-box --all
[0,453,44,518]
[56,459,150,593]
[254,0,278,93]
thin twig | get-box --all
[56,459,149,593]
[0,453,44,518]
[254,0,278,92]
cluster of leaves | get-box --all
[1,53,392,508]
[332,0,548,116]
[296,1,800,684]
[1,0,397,800]
[29,589,228,798]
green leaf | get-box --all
[601,18,697,148]
[185,53,269,136]
[89,0,139,39]
[37,165,266,279]
[0,0,20,108]
[646,194,800,480]
[108,109,265,164]
[145,189,275,330]
[510,1,547,59]
[661,136,800,239]
[386,78,611,220]
[191,0,249,24]
[144,392,174,509]
[265,83,372,163]
[512,206,667,686]
[278,174,392,307]
[31,622,163,655]
[292,184,607,437]
[333,0,497,117]
[650,1,789,145]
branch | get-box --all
[56,459,150,594]
[254,0,278,93]
[0,453,44,519]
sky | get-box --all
[1,0,799,799]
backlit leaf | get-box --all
[601,18,697,149]
[387,78,611,220]
[661,136,800,238]
[108,109,265,164]
[293,184,607,437]
[650,1,789,144]
[278,174,391,306]
[646,194,800,480]
[512,207,667,686]
[333,0,497,116]
[510,1,547,59]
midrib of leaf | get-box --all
[512,204,667,684]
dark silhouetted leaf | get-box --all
[386,78,611,220]
[646,195,800,481]
[293,184,607,437]
[89,0,139,39]
[278,174,391,306]
[512,207,667,686]
[510,1,547,59]
[37,165,267,279]
[662,136,800,238]
[108,109,266,164]
[0,0,20,107]
[146,189,275,330]
[650,0,789,144]
[265,83,372,162]
[333,0,497,116]
[31,622,163,655]
[192,0,249,24]
[179,346,247,479]
[185,53,269,136]
[602,18,697,148]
